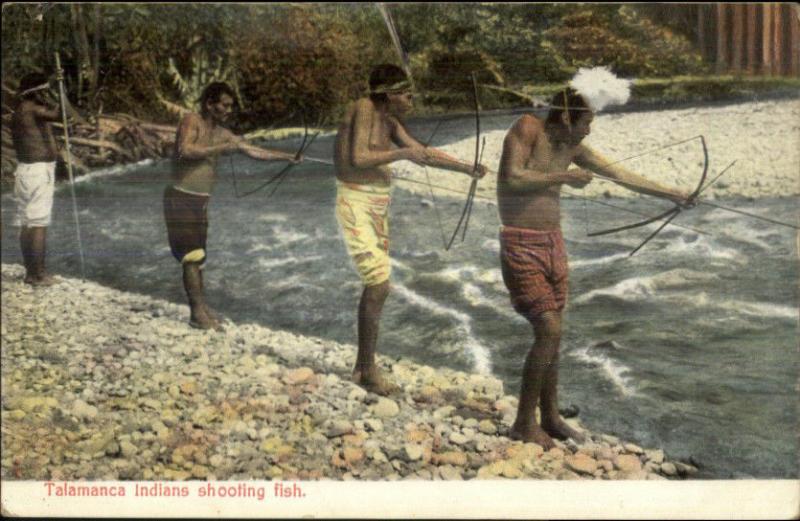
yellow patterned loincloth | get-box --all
[335,180,392,286]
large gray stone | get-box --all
[371,398,400,418]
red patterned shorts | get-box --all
[500,226,568,321]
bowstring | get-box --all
[584,134,707,240]
[420,118,449,248]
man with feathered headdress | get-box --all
[497,67,689,448]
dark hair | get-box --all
[18,72,49,99]
[546,88,590,126]
[199,82,236,115]
[368,64,409,103]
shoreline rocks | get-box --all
[1,263,698,481]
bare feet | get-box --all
[542,417,586,443]
[509,423,556,450]
[204,305,225,323]
[189,309,224,331]
[24,273,57,287]
[352,367,399,396]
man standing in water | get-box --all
[498,71,689,449]
[165,82,301,330]
[12,72,61,286]
[335,64,487,395]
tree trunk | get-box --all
[761,4,774,75]
[746,4,758,74]
[731,3,744,73]
[70,5,84,102]
[42,6,53,66]
[716,3,729,74]
[773,1,784,75]
[70,4,94,105]
[791,5,800,76]
[91,4,102,101]
[698,5,708,61]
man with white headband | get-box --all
[497,67,689,449]
[334,63,488,395]
[11,72,61,286]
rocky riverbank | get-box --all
[1,263,698,482]
[394,98,800,201]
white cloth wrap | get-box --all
[13,161,56,227]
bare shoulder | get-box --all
[17,99,34,112]
[518,114,544,133]
[16,99,39,117]
[179,112,202,128]
[177,113,206,140]
[507,114,543,143]
[352,97,376,115]
[343,98,376,128]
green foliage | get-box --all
[234,5,379,128]
[390,3,707,101]
[98,4,247,120]
[544,6,707,78]
[445,4,575,83]
[1,4,730,125]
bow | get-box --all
[232,112,318,199]
[586,135,711,256]
[445,72,484,251]
[569,133,796,250]
[377,2,485,251]
[419,119,449,248]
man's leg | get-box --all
[182,261,221,330]
[20,227,35,281]
[196,266,223,323]
[24,226,55,286]
[540,349,585,442]
[352,279,397,395]
[510,310,561,450]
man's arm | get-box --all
[219,128,299,163]
[175,114,239,160]
[574,146,689,203]
[349,99,421,168]
[238,142,299,163]
[30,102,61,122]
[500,115,591,193]
[391,120,486,178]
[23,102,60,157]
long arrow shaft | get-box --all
[55,52,86,279]
[306,126,795,233]
[303,156,334,166]
[592,172,798,230]
[697,200,799,230]
[376,3,415,91]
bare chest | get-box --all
[367,112,394,150]
[526,135,578,173]
[194,126,229,149]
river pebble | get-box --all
[1,263,692,481]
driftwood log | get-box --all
[1,82,293,189]
[2,83,177,187]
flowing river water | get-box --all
[2,114,797,479]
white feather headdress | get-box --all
[568,66,632,112]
